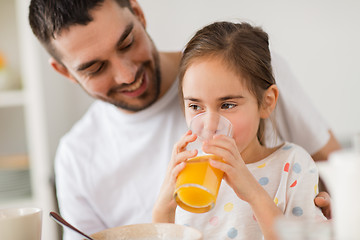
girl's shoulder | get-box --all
[248,142,315,171]
[276,142,311,157]
[269,142,317,171]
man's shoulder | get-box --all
[55,101,120,170]
[60,100,117,147]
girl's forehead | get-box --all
[183,59,246,89]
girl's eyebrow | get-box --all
[183,95,244,102]
[183,97,201,102]
[219,95,244,101]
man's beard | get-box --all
[78,50,162,112]
[107,54,161,112]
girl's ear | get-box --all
[260,85,279,119]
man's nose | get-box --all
[112,57,137,85]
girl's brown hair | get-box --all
[178,21,276,145]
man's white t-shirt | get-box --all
[266,53,330,154]
[55,53,330,239]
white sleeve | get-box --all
[264,52,330,155]
[55,140,105,240]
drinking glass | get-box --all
[174,112,232,213]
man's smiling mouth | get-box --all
[119,72,148,98]
[122,75,144,92]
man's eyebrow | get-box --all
[116,22,134,48]
[76,60,99,72]
[75,23,134,72]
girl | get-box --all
[152,21,325,240]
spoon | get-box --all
[49,211,95,240]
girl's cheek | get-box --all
[231,122,254,146]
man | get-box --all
[29,0,339,239]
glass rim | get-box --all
[189,112,233,138]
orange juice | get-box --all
[174,155,224,213]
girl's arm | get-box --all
[211,158,282,240]
[152,131,197,223]
[245,176,283,240]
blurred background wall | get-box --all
[139,0,360,147]
[39,0,360,160]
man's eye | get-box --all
[221,103,236,109]
[87,63,105,76]
[120,38,134,51]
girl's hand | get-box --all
[152,130,197,223]
[202,135,260,203]
[204,135,283,240]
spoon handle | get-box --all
[49,211,95,240]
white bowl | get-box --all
[90,223,203,240]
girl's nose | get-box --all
[202,112,220,140]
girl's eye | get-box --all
[221,103,236,110]
[188,104,201,111]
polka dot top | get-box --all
[175,142,326,240]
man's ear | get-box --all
[129,0,146,28]
[49,57,78,84]
[260,85,279,119]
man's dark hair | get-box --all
[29,0,132,59]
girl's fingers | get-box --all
[209,159,237,176]
[203,135,241,164]
[170,131,197,169]
[203,142,237,165]
[167,132,197,179]
[172,149,197,167]
[210,135,239,156]
[170,161,186,183]
[172,131,197,155]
